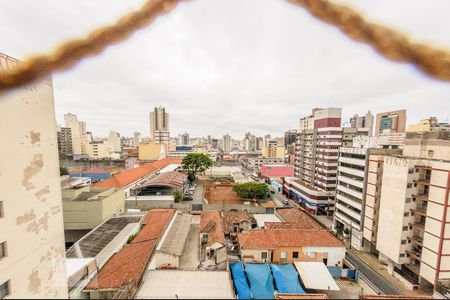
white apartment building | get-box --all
[222,134,232,153]
[86,140,121,160]
[375,131,450,290]
[0,53,68,298]
[133,132,142,148]
[334,142,402,251]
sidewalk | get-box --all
[350,250,432,297]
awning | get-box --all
[294,262,340,291]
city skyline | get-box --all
[1,0,449,137]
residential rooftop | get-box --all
[237,229,343,249]
[199,211,225,246]
[223,210,253,234]
[138,171,187,189]
[158,213,192,256]
[276,208,324,229]
[85,209,175,291]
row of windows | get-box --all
[340,152,366,160]
[335,208,360,225]
[338,171,364,182]
[337,180,363,193]
[0,280,9,299]
[337,189,362,203]
[339,162,365,171]
[336,199,361,214]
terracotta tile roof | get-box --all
[71,168,119,174]
[276,208,323,229]
[237,229,343,249]
[265,222,318,230]
[85,209,175,291]
[199,211,225,246]
[223,211,252,234]
[93,158,181,188]
[139,171,187,189]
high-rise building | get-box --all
[350,110,374,136]
[179,132,190,145]
[211,138,219,150]
[149,106,170,144]
[244,132,256,152]
[133,131,142,148]
[262,139,285,160]
[372,130,450,289]
[222,134,232,153]
[284,129,297,147]
[64,112,88,156]
[108,130,121,153]
[0,52,68,298]
[256,137,264,151]
[57,126,73,157]
[375,109,407,136]
[333,137,402,251]
[286,107,369,215]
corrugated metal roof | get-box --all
[158,214,192,256]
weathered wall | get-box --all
[0,58,68,298]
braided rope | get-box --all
[1,0,450,92]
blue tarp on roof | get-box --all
[270,264,305,294]
[245,264,275,299]
[230,262,252,299]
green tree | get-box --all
[60,167,69,176]
[181,153,213,181]
[233,182,269,200]
[173,190,182,203]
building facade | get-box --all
[64,112,88,156]
[0,52,68,298]
[57,126,73,157]
[374,131,450,289]
[350,110,374,136]
[375,109,407,136]
[149,106,170,144]
[222,134,232,153]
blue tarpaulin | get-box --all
[230,262,252,299]
[245,264,275,299]
[270,264,305,294]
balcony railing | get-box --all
[413,193,429,201]
[404,263,421,275]
[408,234,424,246]
[411,221,425,231]
[406,249,422,261]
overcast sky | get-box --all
[1,0,449,139]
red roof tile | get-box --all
[93,158,181,188]
[223,211,252,234]
[276,208,323,229]
[199,211,225,246]
[85,209,175,291]
[140,171,187,189]
[237,229,343,249]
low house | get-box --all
[199,211,227,270]
[222,211,254,236]
[237,228,345,267]
[275,208,323,229]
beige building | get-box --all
[0,53,68,298]
[138,141,167,161]
[375,131,450,289]
[62,187,125,230]
[407,117,438,133]
[262,141,285,160]
[64,113,88,156]
[375,109,407,136]
[150,106,170,144]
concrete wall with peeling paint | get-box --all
[0,60,68,298]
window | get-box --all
[0,281,9,299]
[400,254,405,258]
[401,240,407,245]
[428,150,434,157]
[407,183,412,188]
[292,252,299,259]
[403,212,409,217]
[261,252,267,260]
[0,242,5,259]
[402,226,408,231]
[308,252,317,259]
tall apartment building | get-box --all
[372,130,450,290]
[222,134,232,153]
[0,53,68,298]
[333,137,402,251]
[244,132,257,152]
[350,110,374,136]
[284,129,297,147]
[375,109,407,136]
[57,126,73,157]
[149,106,170,144]
[64,112,88,156]
[133,131,142,148]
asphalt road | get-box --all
[192,181,204,205]
[346,251,403,296]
